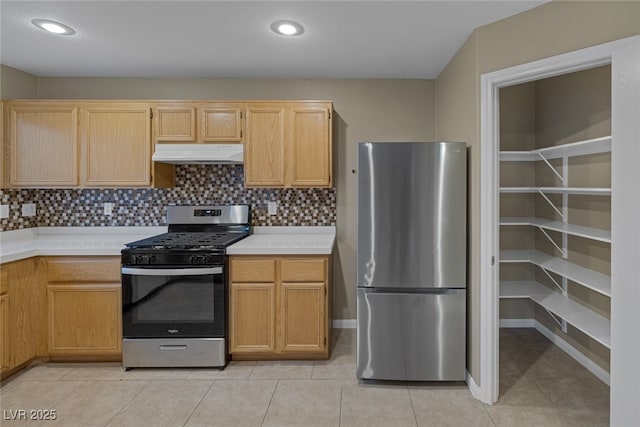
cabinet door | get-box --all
[245,106,286,186]
[155,105,196,142]
[230,283,276,353]
[287,107,332,187]
[0,294,8,370]
[48,284,121,355]
[81,104,151,186]
[5,258,42,368]
[9,103,78,187]
[279,282,326,352]
[201,104,244,142]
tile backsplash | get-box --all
[0,165,336,232]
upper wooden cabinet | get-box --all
[244,102,332,188]
[153,102,244,143]
[6,102,79,187]
[288,107,332,187]
[245,105,286,186]
[3,99,331,189]
[80,103,152,187]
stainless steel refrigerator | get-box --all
[356,141,467,381]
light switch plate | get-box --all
[21,203,36,217]
[104,202,114,216]
[0,205,9,219]
[267,201,277,215]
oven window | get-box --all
[133,276,214,323]
[122,269,226,338]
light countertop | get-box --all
[0,225,336,263]
[0,227,166,264]
[226,226,336,255]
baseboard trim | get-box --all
[465,370,482,400]
[499,318,610,385]
[333,319,356,329]
[533,320,610,386]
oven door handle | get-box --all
[121,267,222,276]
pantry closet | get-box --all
[498,65,612,384]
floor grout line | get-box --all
[407,385,419,427]
[102,379,151,427]
[260,378,279,427]
[181,379,216,427]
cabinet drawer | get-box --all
[46,258,120,283]
[281,259,326,282]
[231,259,276,282]
[0,269,7,295]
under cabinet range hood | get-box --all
[152,144,244,164]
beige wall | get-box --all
[0,65,38,99]
[4,76,436,320]
[435,0,639,385]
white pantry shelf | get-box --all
[499,280,611,348]
[500,249,611,297]
[500,217,611,243]
[499,187,611,195]
[500,135,611,161]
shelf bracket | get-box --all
[544,308,565,330]
[539,267,563,293]
[537,190,565,220]
[536,227,563,254]
[537,152,566,184]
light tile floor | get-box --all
[0,328,609,426]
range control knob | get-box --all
[135,255,149,265]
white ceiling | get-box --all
[0,1,547,79]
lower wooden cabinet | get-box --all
[229,256,330,359]
[0,294,8,371]
[44,257,122,357]
[0,256,123,379]
[230,283,276,353]
[1,258,43,370]
[48,284,121,355]
[280,282,326,353]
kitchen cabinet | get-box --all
[6,101,79,187]
[0,269,8,371]
[1,258,44,370]
[244,105,286,186]
[3,100,173,189]
[229,256,330,359]
[44,257,121,357]
[153,102,244,143]
[80,103,152,187]
[245,101,332,188]
[0,294,8,371]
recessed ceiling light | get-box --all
[31,19,75,35]
[271,20,304,36]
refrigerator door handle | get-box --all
[361,288,463,295]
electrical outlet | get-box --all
[267,201,277,215]
[104,202,114,216]
[21,203,36,217]
[0,205,9,219]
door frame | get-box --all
[479,35,640,424]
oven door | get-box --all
[122,266,225,338]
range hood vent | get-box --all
[152,144,244,164]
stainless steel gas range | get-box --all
[121,205,250,370]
